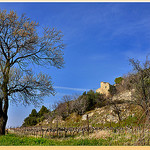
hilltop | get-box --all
[21,76,145,128]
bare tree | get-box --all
[61,95,72,116]
[72,95,88,115]
[0,10,64,135]
[129,56,150,124]
[115,74,135,94]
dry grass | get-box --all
[89,130,112,139]
[75,130,112,140]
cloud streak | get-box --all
[54,86,90,92]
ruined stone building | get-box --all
[96,81,133,101]
[96,82,111,97]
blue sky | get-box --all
[1,2,150,127]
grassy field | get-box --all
[0,133,111,146]
[0,131,149,146]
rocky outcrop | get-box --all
[96,81,135,102]
[82,104,142,124]
[112,89,135,102]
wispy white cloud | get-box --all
[54,86,90,92]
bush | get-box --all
[114,77,123,84]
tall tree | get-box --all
[29,109,38,117]
[0,10,64,135]
[38,105,49,117]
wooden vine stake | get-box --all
[87,114,89,136]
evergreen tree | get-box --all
[38,106,49,117]
[29,109,37,117]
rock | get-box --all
[106,115,118,123]
[88,112,94,117]
[52,116,63,124]
[82,114,87,120]
[112,90,133,101]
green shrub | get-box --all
[114,77,123,84]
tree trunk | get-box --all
[117,111,121,122]
[0,90,9,135]
[0,113,8,135]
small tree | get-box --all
[112,102,122,122]
[0,10,64,135]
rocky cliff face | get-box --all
[38,102,142,127]
[82,104,142,125]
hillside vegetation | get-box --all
[22,83,145,129]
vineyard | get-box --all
[8,124,150,146]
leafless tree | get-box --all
[129,56,150,124]
[0,10,64,135]
[115,74,135,94]
[61,95,72,115]
[72,95,88,115]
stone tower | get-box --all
[96,82,110,97]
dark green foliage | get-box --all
[108,85,117,96]
[70,90,106,115]
[22,117,37,127]
[86,90,96,111]
[82,91,86,96]
[95,92,107,107]
[29,109,37,117]
[86,90,107,110]
[114,77,123,84]
[40,116,45,122]
[38,106,49,117]
[22,106,49,127]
